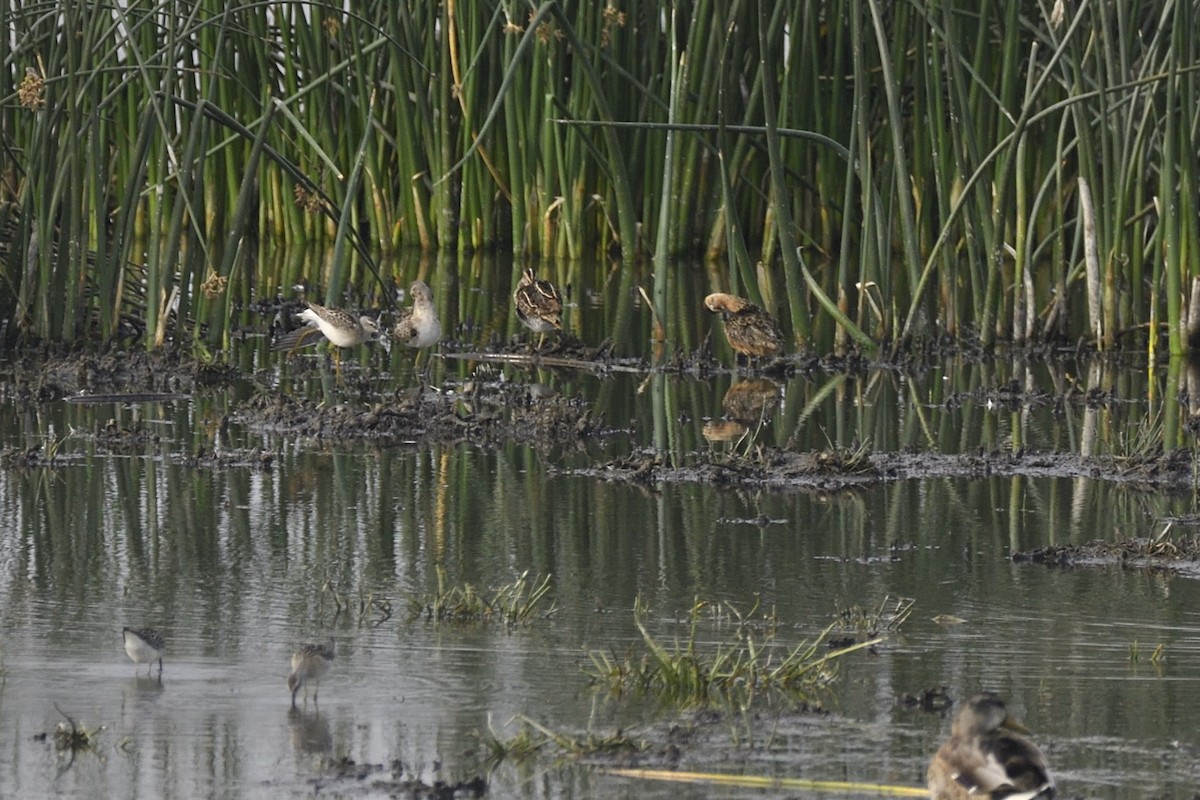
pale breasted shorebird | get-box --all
[122,627,165,677]
[927,693,1055,800]
[513,267,562,348]
[704,292,785,368]
[287,638,336,708]
[273,302,381,367]
[391,280,441,349]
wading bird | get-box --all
[392,280,441,350]
[287,638,336,708]
[703,292,785,368]
[122,626,165,678]
[513,267,562,348]
[927,693,1055,800]
[273,302,381,368]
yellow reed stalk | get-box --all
[604,767,928,797]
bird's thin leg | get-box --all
[331,346,347,383]
[413,350,427,388]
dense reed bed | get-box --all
[1,2,1198,355]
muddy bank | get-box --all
[3,346,1198,492]
[1013,536,1200,577]
[577,447,1200,492]
[237,373,599,451]
[0,346,237,403]
[283,756,486,799]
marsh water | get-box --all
[3,262,1200,799]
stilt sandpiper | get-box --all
[287,638,336,708]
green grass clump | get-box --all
[585,597,878,709]
[834,595,915,636]
[408,568,556,629]
[480,714,644,769]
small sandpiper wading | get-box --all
[391,280,441,350]
[122,626,165,677]
[287,638,336,709]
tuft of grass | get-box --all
[408,568,556,629]
[1113,408,1164,459]
[834,595,915,636]
[480,720,548,767]
[321,580,394,628]
[813,439,875,475]
[480,714,644,769]
[585,597,879,709]
[697,595,780,634]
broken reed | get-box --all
[408,568,556,628]
[586,597,880,709]
[3,2,1199,355]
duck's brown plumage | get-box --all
[704,292,784,360]
[927,693,1055,800]
[514,267,563,334]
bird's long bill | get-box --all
[1000,715,1032,735]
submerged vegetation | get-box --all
[480,714,646,768]
[51,705,102,755]
[834,595,915,636]
[585,597,880,709]
[408,568,556,628]
[2,2,1200,355]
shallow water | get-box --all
[2,268,1200,799]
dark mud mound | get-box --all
[585,447,878,491]
[7,345,1200,494]
[237,378,599,451]
[583,447,1200,491]
[1013,536,1200,577]
[2,346,237,405]
[0,416,275,472]
[284,756,485,798]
